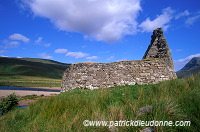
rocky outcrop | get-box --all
[140,127,154,132]
[136,106,153,116]
[61,28,177,92]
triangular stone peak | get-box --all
[143,28,172,59]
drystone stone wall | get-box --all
[61,28,177,92]
[61,59,176,91]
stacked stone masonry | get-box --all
[61,28,177,92]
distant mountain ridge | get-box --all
[0,57,70,79]
[176,57,200,78]
[2,56,199,79]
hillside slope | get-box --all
[0,57,70,79]
[176,57,200,78]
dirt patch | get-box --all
[18,94,57,106]
[26,87,61,90]
[0,90,59,99]
[0,86,61,107]
[18,99,37,106]
[0,90,60,107]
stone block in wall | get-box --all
[140,73,151,77]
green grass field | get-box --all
[0,75,61,87]
[0,74,199,131]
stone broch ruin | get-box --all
[61,28,177,92]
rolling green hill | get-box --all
[0,57,70,87]
[0,57,70,79]
[176,57,200,78]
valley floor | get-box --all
[0,87,60,106]
[0,89,59,99]
[0,75,62,87]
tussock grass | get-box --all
[0,74,200,131]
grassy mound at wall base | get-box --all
[0,74,200,131]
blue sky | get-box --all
[0,0,200,71]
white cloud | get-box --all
[82,45,87,49]
[38,52,53,59]
[139,7,174,32]
[66,51,89,59]
[175,10,190,19]
[4,40,19,47]
[54,48,68,54]
[2,40,20,48]
[107,56,115,61]
[174,53,200,71]
[174,49,183,52]
[0,55,8,57]
[118,57,127,62]
[34,37,51,47]
[35,37,42,43]
[174,60,187,71]
[9,33,30,42]
[24,0,142,43]
[0,50,7,54]
[177,53,200,63]
[86,56,98,60]
[44,43,51,47]
[8,41,20,46]
[185,15,200,25]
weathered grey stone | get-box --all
[143,28,170,59]
[61,28,177,92]
[140,127,154,132]
[108,125,118,132]
[136,106,153,116]
[140,73,151,76]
